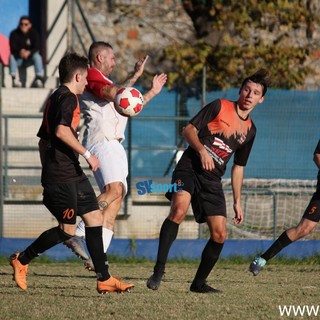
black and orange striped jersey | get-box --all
[37,85,85,183]
[177,99,256,180]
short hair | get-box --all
[88,41,113,62]
[19,16,31,24]
[240,69,272,97]
[58,52,88,84]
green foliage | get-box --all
[165,0,318,92]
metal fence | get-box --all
[1,114,319,240]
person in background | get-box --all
[249,139,320,275]
[9,16,45,88]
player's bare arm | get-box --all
[182,124,215,171]
[100,55,150,102]
[55,124,99,171]
[313,152,320,169]
[143,73,168,105]
[121,55,149,88]
[100,85,118,101]
[231,164,244,224]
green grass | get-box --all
[1,257,320,320]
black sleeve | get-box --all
[9,30,20,56]
[233,133,256,166]
[314,139,320,155]
[59,93,78,128]
[189,99,221,130]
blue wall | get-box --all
[1,238,319,260]
[0,0,29,37]
[129,89,320,180]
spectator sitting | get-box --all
[9,16,45,88]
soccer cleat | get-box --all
[97,276,134,294]
[249,256,267,276]
[190,282,223,294]
[64,236,90,261]
[83,258,95,272]
[146,266,165,290]
[9,253,28,290]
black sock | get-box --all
[155,218,179,270]
[261,231,292,261]
[192,239,224,286]
[85,226,110,281]
[19,227,71,265]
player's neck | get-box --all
[236,103,249,120]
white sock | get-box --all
[75,220,86,238]
[103,228,114,253]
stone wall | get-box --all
[77,0,194,82]
[76,0,320,90]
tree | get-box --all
[164,0,319,92]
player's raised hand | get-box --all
[151,73,168,95]
[134,55,149,78]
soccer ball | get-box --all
[114,87,144,117]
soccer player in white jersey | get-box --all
[64,41,167,274]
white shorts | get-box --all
[88,139,128,196]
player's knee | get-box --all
[297,226,313,238]
[168,206,187,224]
[294,221,316,239]
[83,209,103,226]
[211,229,227,243]
[107,183,123,200]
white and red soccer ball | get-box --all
[114,87,144,117]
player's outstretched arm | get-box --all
[142,73,167,106]
[121,55,149,88]
[101,56,150,102]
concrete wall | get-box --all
[46,0,68,78]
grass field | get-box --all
[1,256,320,320]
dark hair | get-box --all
[19,16,31,24]
[240,69,272,97]
[58,52,88,84]
[88,41,113,61]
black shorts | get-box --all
[43,178,99,224]
[302,191,320,222]
[166,169,226,224]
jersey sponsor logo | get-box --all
[220,119,230,127]
[212,137,232,153]
[204,137,233,165]
[204,145,225,165]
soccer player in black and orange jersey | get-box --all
[147,69,272,293]
[9,52,133,294]
[250,139,320,275]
